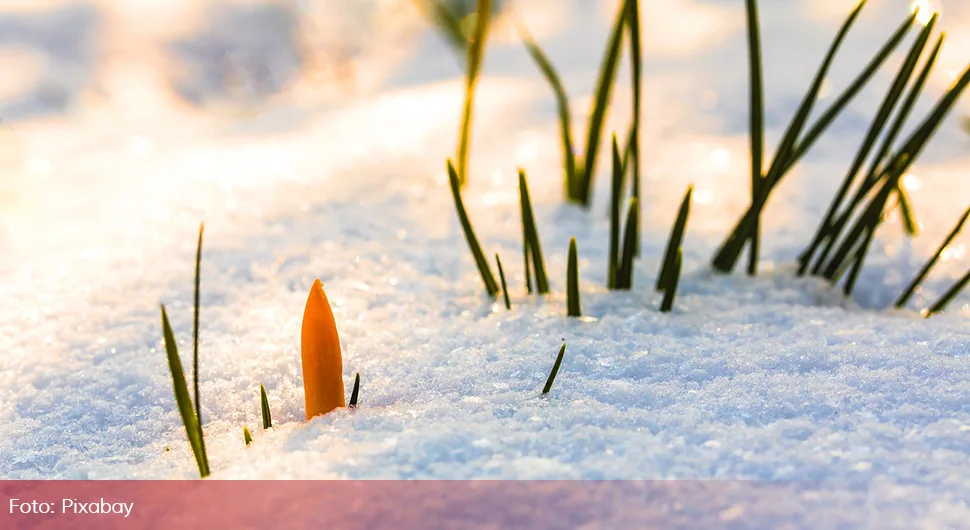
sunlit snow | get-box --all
[1,0,970,525]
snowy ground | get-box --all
[2,0,970,525]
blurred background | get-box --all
[0,1,964,126]
[0,0,432,120]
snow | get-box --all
[1,0,970,525]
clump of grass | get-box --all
[260,384,272,430]
[496,253,511,310]
[519,169,549,294]
[349,372,361,408]
[799,16,940,277]
[896,206,970,308]
[455,0,492,186]
[807,29,947,279]
[159,222,210,478]
[541,342,567,395]
[658,187,693,292]
[567,238,581,317]
[817,62,970,292]
[447,159,500,297]
[711,3,918,274]
[243,426,253,447]
[519,0,638,205]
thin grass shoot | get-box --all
[658,187,693,291]
[349,373,361,408]
[744,0,765,277]
[616,198,639,289]
[456,0,492,185]
[542,342,567,395]
[660,250,682,313]
[161,305,210,478]
[519,169,550,293]
[447,159,500,297]
[496,253,511,310]
[260,384,272,430]
[567,238,581,317]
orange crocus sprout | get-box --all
[301,278,346,419]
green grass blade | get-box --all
[626,0,642,254]
[621,124,635,185]
[349,373,361,408]
[784,8,919,172]
[797,15,933,276]
[260,384,272,430]
[496,253,511,310]
[456,0,492,186]
[161,305,210,478]
[519,169,549,293]
[896,205,970,308]
[447,159,500,296]
[658,187,693,291]
[567,238,581,317]
[193,222,203,428]
[518,20,577,197]
[809,34,944,275]
[608,134,623,289]
[243,426,252,447]
[523,239,533,293]
[660,249,682,313]
[521,172,534,295]
[744,0,765,277]
[622,124,642,257]
[577,0,630,205]
[897,187,918,235]
[616,198,639,289]
[926,268,970,317]
[542,342,567,395]
[627,0,641,142]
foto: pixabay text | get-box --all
[9,498,134,518]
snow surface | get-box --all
[2,0,970,525]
